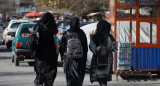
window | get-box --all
[139,6,158,18]
[10,23,21,29]
[140,22,157,44]
[117,0,136,5]
[117,8,136,18]
[139,0,159,18]
[139,0,159,5]
[117,21,136,43]
[20,24,35,37]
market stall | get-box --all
[109,0,160,81]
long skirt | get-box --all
[63,57,86,86]
[34,58,57,86]
[90,54,113,84]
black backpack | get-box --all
[96,34,111,67]
[27,26,39,58]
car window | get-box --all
[15,24,21,37]
[58,23,63,28]
[20,24,35,37]
[10,23,21,29]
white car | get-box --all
[2,19,30,49]
[81,23,98,69]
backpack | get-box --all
[96,34,112,67]
[27,26,39,58]
[66,31,83,59]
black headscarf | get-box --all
[69,17,80,31]
[95,20,111,41]
[40,12,58,34]
[96,20,111,34]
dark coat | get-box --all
[34,22,58,72]
[34,12,58,86]
[59,17,88,86]
[89,20,115,83]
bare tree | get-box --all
[34,0,109,16]
[0,0,15,15]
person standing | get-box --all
[89,20,116,86]
[34,12,58,86]
[59,17,88,86]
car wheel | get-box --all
[15,56,19,66]
[12,55,14,63]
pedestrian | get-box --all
[89,20,116,86]
[59,17,88,86]
[33,12,58,86]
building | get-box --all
[0,0,16,15]
[15,0,36,17]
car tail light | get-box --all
[56,33,63,35]
[55,43,59,49]
[36,33,39,36]
[7,32,11,35]
[19,55,24,58]
[7,32,15,36]
[16,41,23,48]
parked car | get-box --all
[29,19,40,23]
[65,21,93,30]
[12,23,36,66]
[80,22,93,27]
[81,23,98,69]
[2,19,30,49]
[56,20,70,42]
[10,15,18,20]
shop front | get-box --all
[109,0,160,80]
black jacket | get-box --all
[59,17,88,86]
[89,20,115,83]
[60,29,88,69]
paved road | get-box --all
[0,28,160,86]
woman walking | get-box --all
[34,12,58,86]
[89,20,116,86]
[60,17,88,86]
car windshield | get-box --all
[20,24,36,37]
[10,23,21,29]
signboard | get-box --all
[17,8,36,13]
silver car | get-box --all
[2,19,30,49]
